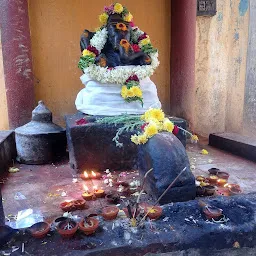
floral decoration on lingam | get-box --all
[78,2,159,106]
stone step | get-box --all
[209,132,256,162]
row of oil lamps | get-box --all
[196,168,242,197]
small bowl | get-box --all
[209,175,218,185]
[216,171,229,180]
[82,192,94,201]
[203,205,223,220]
[208,168,220,175]
[28,222,50,239]
[229,186,242,196]
[105,192,120,204]
[215,187,230,196]
[57,220,78,238]
[102,206,119,221]
[79,217,99,235]
[204,185,216,196]
[196,186,206,197]
[146,206,162,220]
[60,201,75,212]
[94,189,105,198]
[73,199,88,210]
[196,176,205,182]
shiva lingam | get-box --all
[79,217,99,235]
[57,219,79,238]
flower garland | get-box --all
[78,2,159,105]
[96,108,199,147]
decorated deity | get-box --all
[76,3,161,115]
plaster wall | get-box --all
[0,34,9,130]
[28,0,171,126]
[194,0,249,136]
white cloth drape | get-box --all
[75,74,161,116]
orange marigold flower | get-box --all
[120,39,130,53]
[116,22,127,31]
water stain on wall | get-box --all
[239,0,249,16]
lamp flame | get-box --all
[84,171,89,178]
[93,185,97,190]
[91,171,96,177]
[83,185,89,191]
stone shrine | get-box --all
[66,3,196,203]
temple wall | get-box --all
[0,33,9,130]
[194,0,249,136]
[28,0,171,126]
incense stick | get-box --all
[139,167,187,225]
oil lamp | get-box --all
[81,171,90,180]
[82,185,94,201]
[93,185,105,198]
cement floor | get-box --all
[1,138,256,224]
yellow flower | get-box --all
[140,114,145,121]
[99,13,109,25]
[137,134,148,144]
[121,86,128,99]
[191,134,199,143]
[131,86,142,98]
[124,12,133,22]
[163,118,174,132]
[145,109,165,122]
[139,37,151,47]
[131,135,139,145]
[201,149,209,155]
[144,123,158,138]
[126,88,135,98]
[82,49,96,57]
[114,3,123,13]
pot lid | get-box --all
[15,101,65,135]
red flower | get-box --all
[129,21,135,27]
[107,67,115,70]
[141,123,148,131]
[173,125,179,135]
[126,75,139,83]
[76,118,88,125]
[131,44,141,53]
[138,33,148,42]
[87,45,99,56]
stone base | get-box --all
[65,113,187,171]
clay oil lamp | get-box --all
[105,191,120,204]
[102,206,119,221]
[208,168,220,175]
[217,178,228,187]
[60,200,75,212]
[93,186,105,198]
[79,217,99,235]
[196,186,206,197]
[209,175,218,185]
[203,205,223,220]
[80,171,90,180]
[215,184,230,196]
[145,206,162,220]
[204,185,216,196]
[73,199,88,210]
[216,171,229,180]
[82,185,94,201]
[196,176,205,182]
[57,219,78,238]
[229,185,242,196]
[91,170,101,179]
[28,222,50,239]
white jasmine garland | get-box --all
[90,28,108,53]
[83,52,160,84]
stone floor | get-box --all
[1,137,256,222]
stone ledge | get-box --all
[0,131,16,174]
[209,132,256,162]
